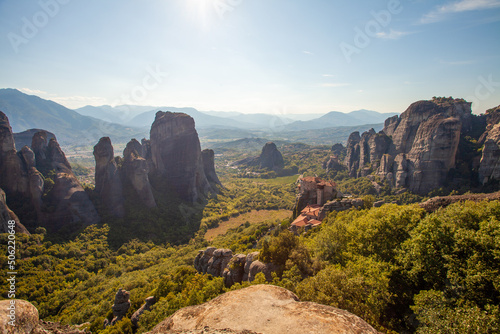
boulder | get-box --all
[147,285,380,334]
[0,299,38,334]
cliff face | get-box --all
[479,106,500,183]
[150,111,214,202]
[201,149,222,187]
[0,187,29,234]
[0,111,99,231]
[234,142,285,171]
[345,98,473,194]
[123,139,156,208]
[93,137,125,217]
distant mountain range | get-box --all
[0,88,396,147]
[0,89,147,145]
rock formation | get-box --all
[233,142,285,171]
[104,288,131,328]
[0,188,29,234]
[344,98,474,194]
[93,137,125,217]
[32,133,99,229]
[146,285,381,334]
[201,149,222,187]
[294,176,338,215]
[123,139,156,208]
[319,198,364,220]
[323,156,344,174]
[419,191,500,213]
[0,299,90,334]
[0,112,99,230]
[150,111,215,202]
[131,296,156,328]
[0,111,30,196]
[478,106,500,183]
[194,248,275,287]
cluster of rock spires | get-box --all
[194,247,276,287]
[344,98,500,194]
[95,111,221,217]
[0,110,222,231]
[233,142,285,171]
[0,111,99,232]
[101,288,156,329]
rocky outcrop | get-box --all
[0,111,30,196]
[331,143,346,156]
[419,191,500,213]
[147,285,380,334]
[34,134,99,229]
[93,137,125,217]
[0,188,29,234]
[234,142,285,171]
[478,123,500,183]
[201,149,222,187]
[104,289,131,328]
[194,248,274,287]
[323,156,344,174]
[319,198,364,220]
[123,139,156,208]
[0,300,89,334]
[150,112,214,202]
[1,112,99,230]
[131,296,156,328]
[345,98,474,194]
[13,129,56,154]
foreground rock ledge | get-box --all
[147,285,380,334]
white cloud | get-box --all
[302,50,314,55]
[375,29,411,40]
[322,74,335,77]
[320,83,351,88]
[421,0,500,24]
[20,88,51,96]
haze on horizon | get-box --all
[0,0,499,115]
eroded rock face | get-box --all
[147,285,381,334]
[258,142,284,170]
[319,198,364,220]
[123,139,156,208]
[479,107,500,183]
[93,137,125,217]
[345,98,473,194]
[150,112,213,202]
[0,188,29,234]
[35,135,99,229]
[0,111,29,196]
[201,149,222,187]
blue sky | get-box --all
[0,0,499,115]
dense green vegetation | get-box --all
[2,200,499,333]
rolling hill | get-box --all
[0,89,147,145]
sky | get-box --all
[0,0,499,115]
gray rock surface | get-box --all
[131,296,156,328]
[150,112,214,202]
[0,188,29,234]
[123,139,156,208]
[93,137,125,217]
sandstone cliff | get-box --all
[479,106,500,183]
[344,98,474,194]
[123,139,156,208]
[147,285,380,334]
[201,149,222,187]
[150,112,215,202]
